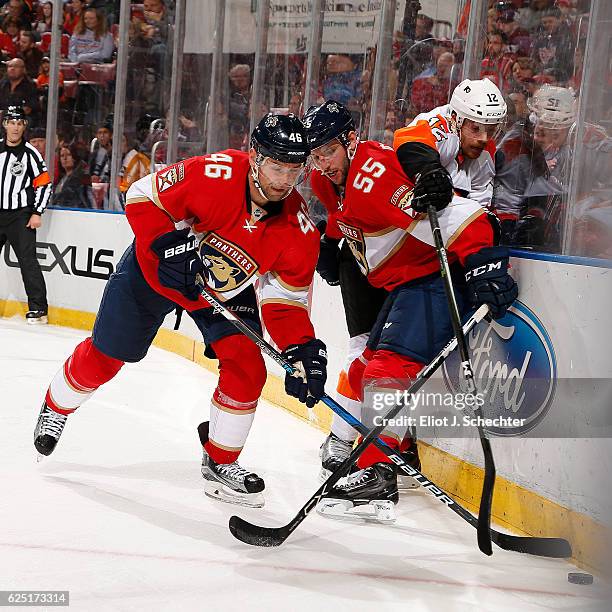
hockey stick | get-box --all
[427,205,496,556]
[195,278,570,557]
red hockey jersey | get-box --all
[310,141,494,291]
[125,151,319,349]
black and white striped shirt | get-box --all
[0,139,52,214]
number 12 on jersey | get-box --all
[353,157,386,193]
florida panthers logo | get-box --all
[199,233,258,293]
[337,221,369,275]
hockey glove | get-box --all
[465,246,518,319]
[150,228,204,301]
[316,234,341,286]
[282,338,328,408]
[411,164,454,213]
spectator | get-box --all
[508,90,529,120]
[0,57,41,127]
[0,20,18,58]
[518,0,554,33]
[140,0,169,75]
[1,0,31,32]
[496,8,531,57]
[480,31,515,90]
[411,13,434,74]
[409,51,455,115]
[507,57,537,94]
[28,126,46,159]
[88,120,112,182]
[118,134,149,195]
[2,16,20,55]
[17,30,43,80]
[413,38,453,81]
[322,54,362,113]
[228,63,251,134]
[36,56,65,113]
[68,7,114,64]
[33,1,53,35]
[63,0,87,36]
[487,7,498,35]
[52,143,95,209]
[532,6,574,77]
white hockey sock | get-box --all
[207,388,257,463]
[47,359,96,413]
[330,390,361,443]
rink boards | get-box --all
[0,208,610,572]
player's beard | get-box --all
[322,157,349,186]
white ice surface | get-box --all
[0,318,610,612]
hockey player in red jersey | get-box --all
[304,85,518,522]
[302,102,392,483]
[34,113,327,508]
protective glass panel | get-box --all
[382,1,468,142]
[490,0,593,253]
[564,5,612,259]
[46,1,124,210]
[317,3,379,137]
[203,0,256,152]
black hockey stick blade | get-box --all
[229,515,289,547]
[493,531,572,558]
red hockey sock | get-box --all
[46,338,124,415]
[204,335,266,464]
[356,350,423,469]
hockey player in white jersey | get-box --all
[394,77,506,210]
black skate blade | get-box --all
[493,532,572,558]
[229,515,289,547]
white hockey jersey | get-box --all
[395,104,497,208]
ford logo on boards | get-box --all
[442,301,557,436]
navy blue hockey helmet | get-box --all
[3,105,27,123]
[250,113,309,164]
[301,100,355,149]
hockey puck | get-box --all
[567,572,593,585]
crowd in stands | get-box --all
[0,0,173,210]
[0,0,608,256]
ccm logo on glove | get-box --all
[465,260,502,280]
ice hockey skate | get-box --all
[34,401,68,459]
[318,432,355,481]
[198,422,265,508]
[397,438,422,491]
[316,462,399,524]
[26,310,48,325]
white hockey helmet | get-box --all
[449,78,507,128]
[527,85,576,129]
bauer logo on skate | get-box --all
[200,234,257,293]
[442,300,557,436]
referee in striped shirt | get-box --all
[0,106,52,324]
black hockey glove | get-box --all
[150,228,204,301]
[411,164,454,213]
[316,234,341,286]
[282,338,328,408]
[465,246,518,319]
